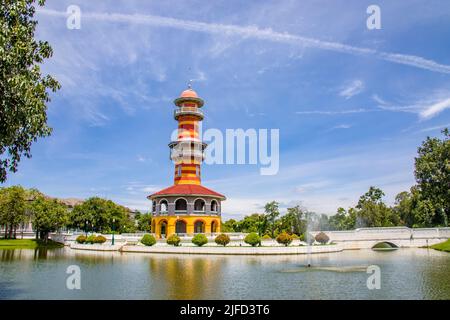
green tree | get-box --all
[393,191,414,227]
[69,197,133,234]
[0,0,60,182]
[0,186,27,238]
[355,186,399,227]
[136,212,152,232]
[414,129,449,226]
[345,207,358,229]
[264,201,280,237]
[235,214,267,234]
[30,195,68,242]
[328,207,348,230]
[279,205,306,235]
[221,219,238,232]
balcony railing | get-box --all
[174,107,203,119]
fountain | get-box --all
[306,212,312,267]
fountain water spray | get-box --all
[306,212,312,267]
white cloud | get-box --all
[419,98,450,120]
[37,9,450,74]
[372,94,450,120]
[295,108,375,115]
[330,124,351,130]
[419,123,450,132]
[339,80,364,99]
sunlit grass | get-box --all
[0,239,64,249]
[430,239,450,252]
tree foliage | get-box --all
[135,212,152,232]
[0,185,28,238]
[264,201,280,237]
[1,0,60,182]
[414,129,449,226]
[30,194,68,242]
[69,197,135,233]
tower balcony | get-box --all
[169,141,207,162]
[174,107,204,120]
[170,150,205,162]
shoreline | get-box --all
[69,242,344,255]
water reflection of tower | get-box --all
[148,86,226,238]
[148,256,224,299]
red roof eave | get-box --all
[147,184,226,200]
[148,184,225,200]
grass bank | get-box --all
[430,239,450,252]
[0,239,64,249]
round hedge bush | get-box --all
[167,234,181,246]
[315,232,330,244]
[214,233,230,246]
[93,235,107,244]
[291,234,299,240]
[76,235,86,244]
[261,234,272,240]
[244,232,261,247]
[85,235,96,244]
[276,232,293,246]
[141,234,156,246]
[192,234,208,246]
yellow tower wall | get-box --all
[151,216,221,239]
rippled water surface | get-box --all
[0,248,449,299]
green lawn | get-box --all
[430,239,450,252]
[0,239,64,249]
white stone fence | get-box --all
[310,227,450,249]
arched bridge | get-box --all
[311,227,450,249]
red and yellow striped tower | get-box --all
[148,85,226,239]
[169,85,206,185]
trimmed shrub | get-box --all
[215,233,230,246]
[291,234,299,240]
[167,234,181,246]
[93,235,107,244]
[262,234,272,240]
[276,232,293,246]
[297,233,305,242]
[315,232,330,244]
[192,234,208,247]
[141,234,156,246]
[76,235,86,244]
[85,235,96,244]
[244,232,261,247]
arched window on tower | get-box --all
[194,199,205,212]
[160,200,168,213]
[194,220,205,233]
[175,198,187,211]
[211,200,218,213]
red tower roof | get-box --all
[148,184,225,200]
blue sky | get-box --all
[3,0,450,219]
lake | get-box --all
[0,247,449,299]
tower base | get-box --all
[152,215,221,239]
